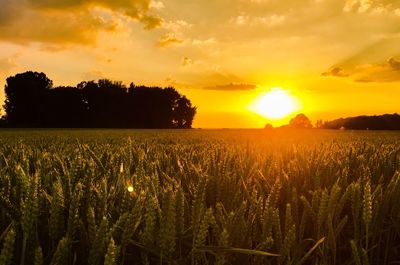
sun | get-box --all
[248,87,300,119]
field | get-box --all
[0,129,400,265]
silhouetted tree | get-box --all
[264,123,273,129]
[289,114,313,129]
[3,71,196,128]
[315,119,324,128]
[4,71,52,126]
[78,79,128,127]
[44,86,87,127]
[172,93,196,128]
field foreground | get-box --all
[0,129,400,265]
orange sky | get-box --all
[1,0,400,128]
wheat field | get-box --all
[0,129,399,265]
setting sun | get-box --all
[248,88,300,120]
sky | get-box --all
[1,0,400,128]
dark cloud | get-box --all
[203,83,257,91]
[388,57,400,70]
[181,57,193,66]
[322,67,349,77]
[0,0,162,45]
[141,15,163,30]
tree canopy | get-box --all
[288,113,313,129]
[2,71,196,128]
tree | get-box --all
[173,96,196,128]
[315,119,324,128]
[289,114,313,129]
[4,71,52,126]
[44,86,87,127]
[2,71,197,128]
[264,123,273,129]
[78,79,128,127]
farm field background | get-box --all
[0,129,400,265]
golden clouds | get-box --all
[353,57,400,82]
[0,10,113,44]
[149,1,165,10]
[0,0,162,44]
[322,67,349,78]
[344,0,400,15]
[27,0,161,24]
[323,57,400,82]
[204,83,257,91]
[181,57,193,67]
[233,14,286,27]
[157,33,183,47]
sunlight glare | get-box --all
[248,87,300,120]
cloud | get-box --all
[0,0,19,24]
[157,19,196,48]
[388,57,400,70]
[141,15,163,30]
[81,70,106,81]
[179,57,221,72]
[233,14,286,27]
[149,1,165,10]
[353,57,400,82]
[0,9,115,44]
[167,76,257,92]
[343,0,372,13]
[204,83,257,91]
[27,0,161,24]
[0,55,18,74]
[164,77,191,89]
[322,67,349,77]
[323,57,400,82]
[180,57,219,70]
[182,57,193,66]
[157,33,183,47]
[0,0,162,45]
[191,38,216,46]
[343,0,400,15]
[162,20,192,32]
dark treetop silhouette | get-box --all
[268,113,400,130]
[288,113,313,129]
[270,113,314,129]
[2,71,196,128]
[320,114,400,130]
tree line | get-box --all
[1,71,196,128]
[318,114,400,130]
[266,113,400,130]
